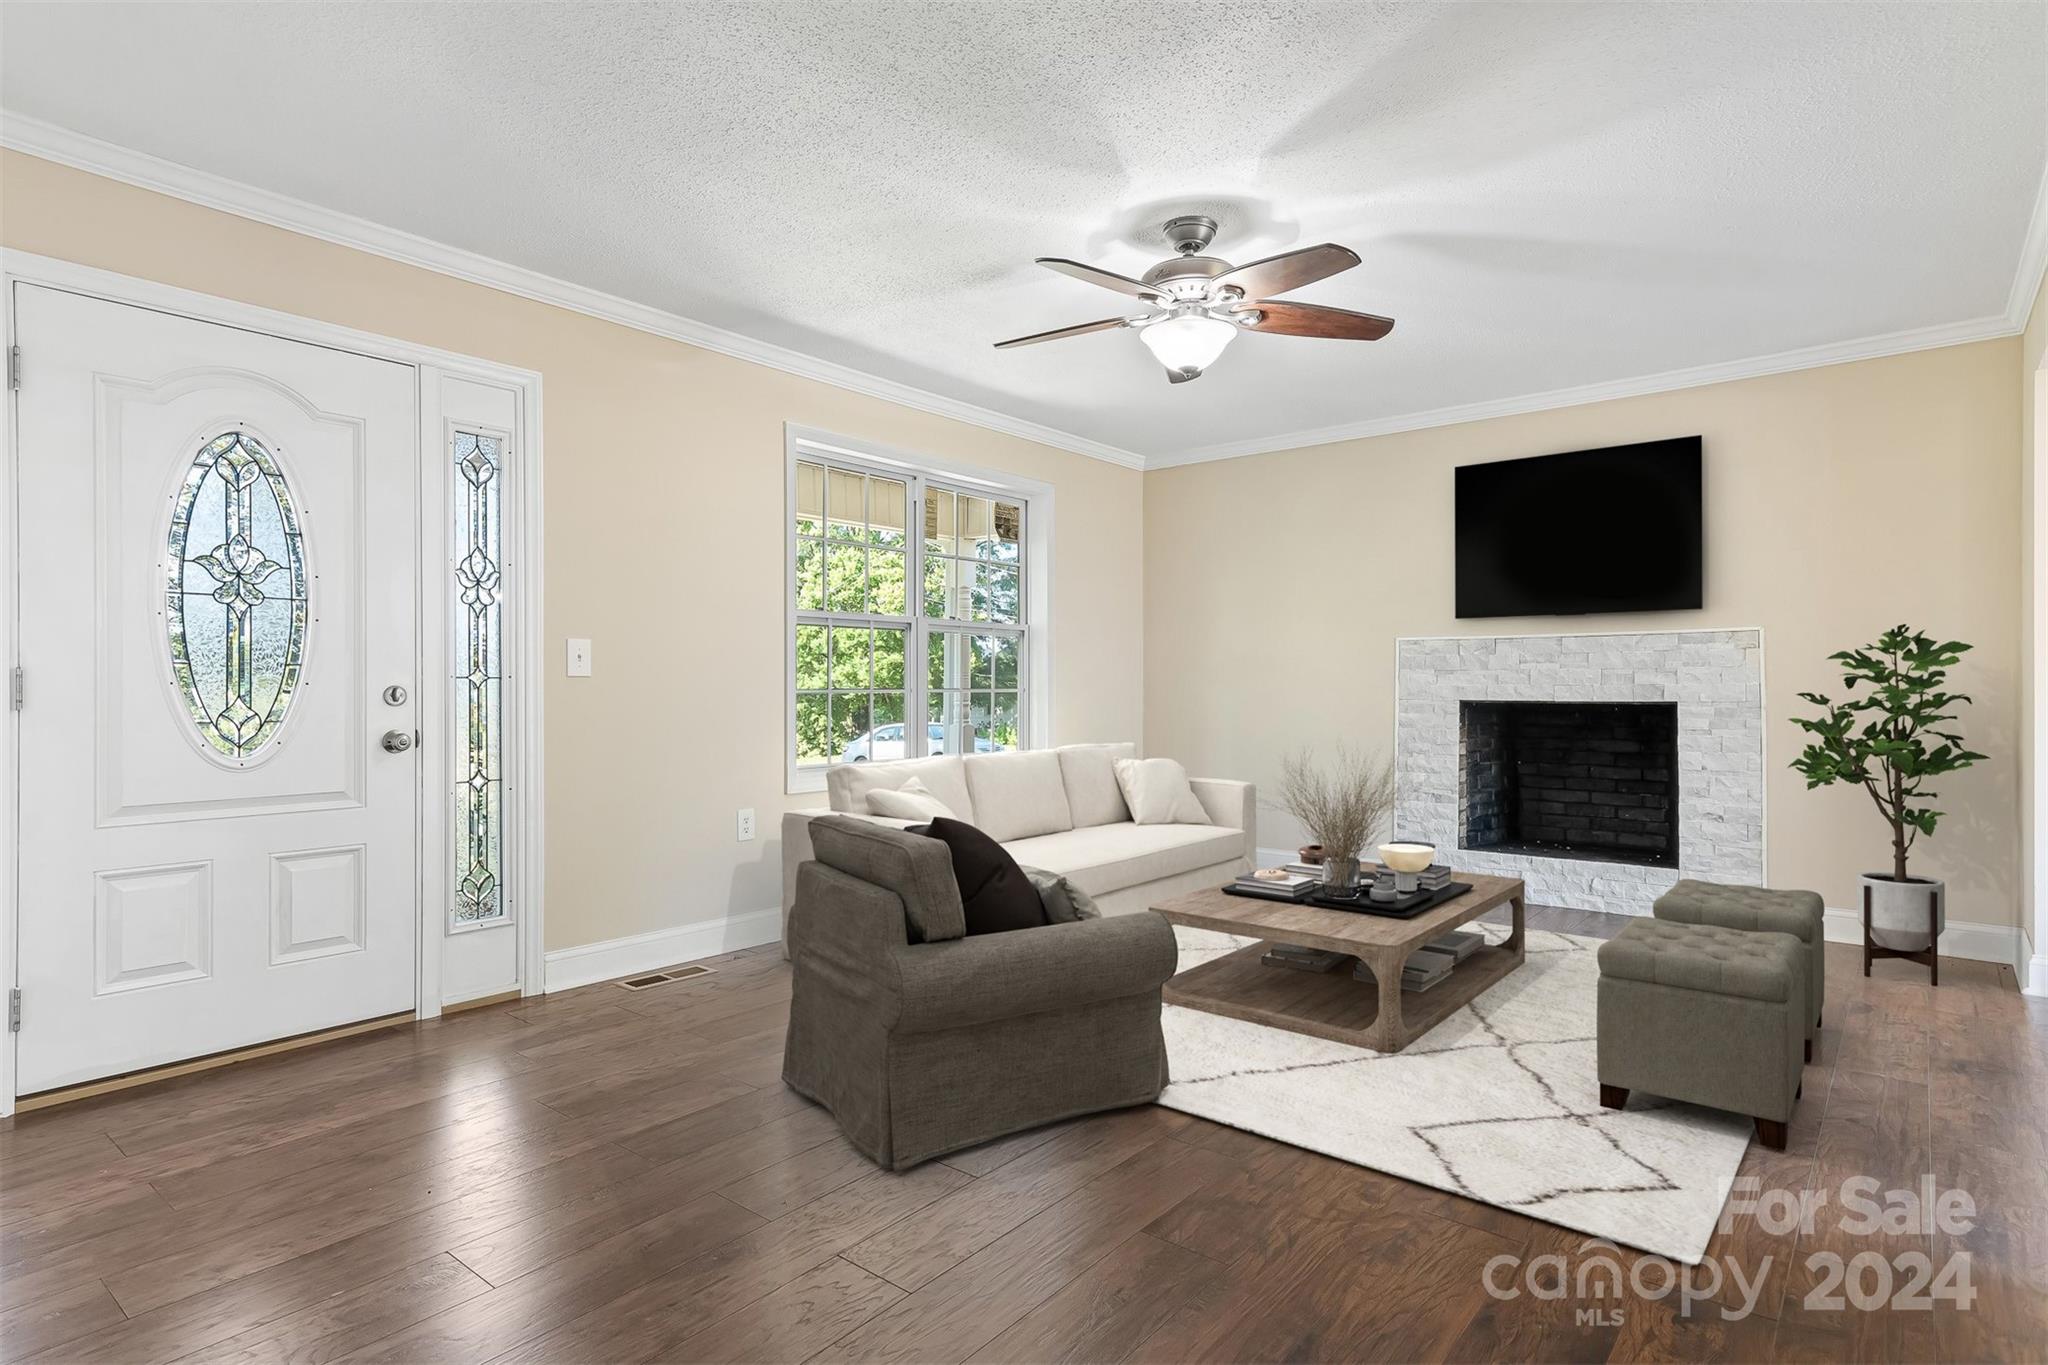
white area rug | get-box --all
[1158,924,1750,1264]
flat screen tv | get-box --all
[1455,436,1703,618]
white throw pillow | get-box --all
[865,776,956,822]
[1113,757,1211,826]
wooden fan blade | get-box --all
[1213,243,1361,300]
[1037,258,1168,301]
[1236,300,1394,340]
[993,316,1131,349]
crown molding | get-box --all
[1148,312,2023,470]
[0,113,1147,471]
[2007,158,2048,332]
[8,113,2042,477]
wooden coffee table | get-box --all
[1152,874,1526,1053]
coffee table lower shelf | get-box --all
[1163,940,1522,1053]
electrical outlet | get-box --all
[736,807,756,842]
[566,638,592,677]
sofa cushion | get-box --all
[866,776,956,822]
[914,817,1048,936]
[963,751,1074,843]
[827,755,974,826]
[1113,757,1211,826]
[808,815,965,944]
[1057,743,1135,827]
[1003,822,1244,897]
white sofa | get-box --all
[780,743,1253,948]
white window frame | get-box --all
[784,424,1053,795]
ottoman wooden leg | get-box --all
[1599,1084,1628,1110]
[1755,1117,1787,1151]
[1804,1039,1812,1063]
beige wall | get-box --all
[1145,342,2024,929]
[0,150,1146,952]
[4,146,2036,949]
[2022,272,2047,958]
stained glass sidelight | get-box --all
[453,432,505,925]
[166,430,308,762]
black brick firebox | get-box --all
[1459,700,1679,868]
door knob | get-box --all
[381,729,414,754]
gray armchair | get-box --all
[783,816,1179,1170]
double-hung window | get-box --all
[787,430,1041,792]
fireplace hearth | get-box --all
[1459,700,1679,868]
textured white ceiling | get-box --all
[3,1,2043,462]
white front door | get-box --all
[13,284,420,1094]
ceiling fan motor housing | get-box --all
[1141,254,1230,300]
[1162,214,1219,255]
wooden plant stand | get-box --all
[1863,881,1939,986]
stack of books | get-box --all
[1230,867,1319,902]
[1399,948,1457,993]
[1262,944,1349,973]
[1414,864,1455,893]
[1427,929,1484,961]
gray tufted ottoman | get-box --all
[1596,919,1806,1150]
[1654,879,1825,1055]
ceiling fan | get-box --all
[994,215,1394,383]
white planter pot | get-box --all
[1861,874,1944,952]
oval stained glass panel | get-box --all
[166,431,308,761]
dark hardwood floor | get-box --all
[3,904,2042,1363]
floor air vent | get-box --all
[616,964,716,991]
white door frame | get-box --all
[0,251,547,1115]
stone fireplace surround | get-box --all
[1395,630,1764,917]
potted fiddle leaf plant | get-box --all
[1274,745,1397,891]
[1789,625,1985,962]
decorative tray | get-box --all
[1225,881,1473,919]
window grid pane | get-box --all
[795,458,1030,775]
[452,431,506,926]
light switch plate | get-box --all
[566,638,592,677]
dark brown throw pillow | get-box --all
[912,817,1049,936]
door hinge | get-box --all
[7,989,19,1034]
[7,346,18,392]
[9,667,20,712]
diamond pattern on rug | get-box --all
[1158,924,1751,1264]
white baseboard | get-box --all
[543,906,783,993]
[1821,909,2028,974]
[2027,954,2048,998]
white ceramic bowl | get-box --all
[1378,842,1436,873]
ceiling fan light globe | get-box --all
[1138,313,1236,379]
